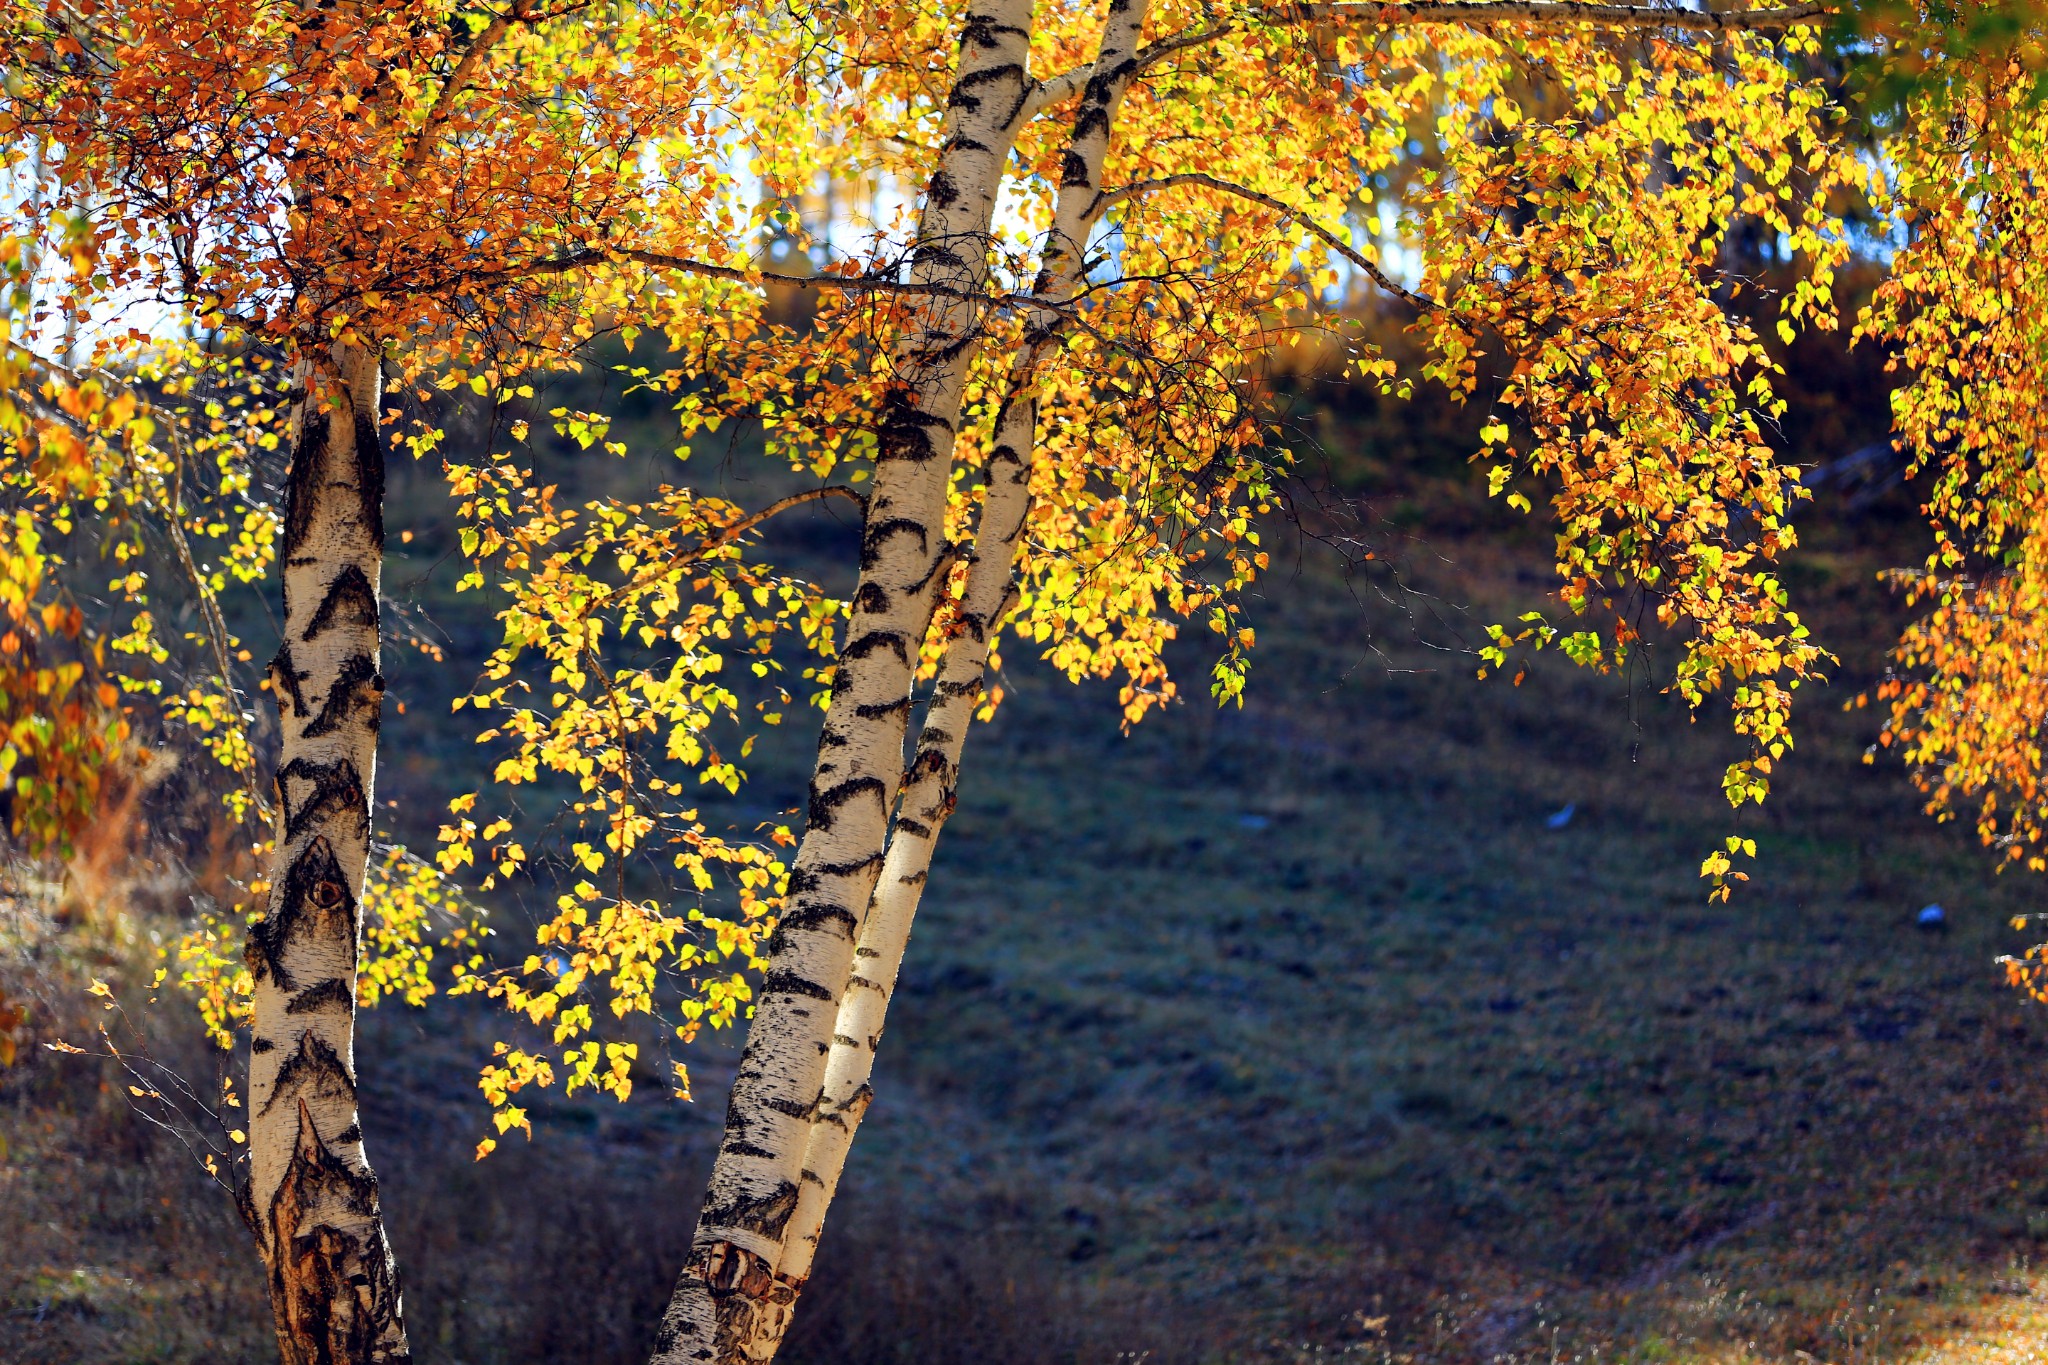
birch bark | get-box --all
[777,0,1153,1296]
[650,3,1044,1360]
[241,339,410,1365]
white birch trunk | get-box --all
[650,5,1042,1360]
[241,339,410,1365]
[774,0,1153,1297]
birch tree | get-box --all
[419,2,1864,1360]
[8,1,1993,1362]
[1,0,738,1355]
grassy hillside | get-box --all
[7,359,2048,1364]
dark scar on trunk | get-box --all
[807,775,887,832]
[246,834,358,990]
[263,1098,405,1362]
[352,408,386,552]
[300,652,384,739]
[277,757,368,844]
[304,564,378,642]
[705,1180,801,1240]
[281,413,331,560]
[259,1030,358,1119]
[287,978,355,1015]
[267,644,311,718]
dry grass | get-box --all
[8,465,2048,1362]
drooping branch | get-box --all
[585,485,868,616]
[1092,172,1441,312]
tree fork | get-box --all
[243,339,409,1365]
[772,0,1153,1311]
[650,2,1042,1360]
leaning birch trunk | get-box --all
[772,0,1153,1303]
[241,339,410,1365]
[650,5,1041,1361]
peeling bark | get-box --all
[244,339,409,1365]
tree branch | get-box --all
[1303,0,1832,32]
[1093,172,1440,312]
[583,485,868,614]
[1031,0,1838,106]
[405,5,519,174]
[510,248,982,303]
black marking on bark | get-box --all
[831,1033,859,1047]
[268,645,311,718]
[855,946,879,958]
[278,757,369,845]
[1060,149,1091,187]
[905,542,957,594]
[860,515,929,567]
[282,413,331,560]
[913,241,967,270]
[287,978,354,1015]
[761,969,837,1003]
[818,851,886,878]
[929,170,961,208]
[252,1036,278,1054]
[853,582,889,615]
[262,1097,407,1365]
[707,1181,800,1240]
[855,696,912,720]
[351,408,386,552]
[335,1122,363,1145]
[247,834,359,990]
[807,775,887,832]
[762,1095,815,1121]
[260,1030,358,1118]
[936,676,983,699]
[899,869,928,887]
[801,1168,826,1185]
[774,902,858,937]
[724,1141,777,1161]
[875,392,952,467]
[840,630,911,664]
[304,564,378,642]
[954,61,1022,91]
[847,974,884,994]
[894,817,932,840]
[300,652,384,739]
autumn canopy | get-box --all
[2,0,2045,1360]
